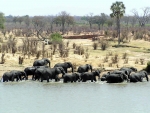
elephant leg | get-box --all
[71,80,73,83]
[63,78,67,83]
[65,69,67,73]
[82,79,86,82]
[41,77,43,82]
[93,77,96,82]
[26,75,28,80]
[47,78,49,82]
[55,75,59,82]
[16,77,19,82]
[32,75,35,80]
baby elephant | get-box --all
[63,72,81,83]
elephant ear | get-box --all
[120,74,124,80]
[66,62,71,67]
[55,68,61,74]
[87,64,92,72]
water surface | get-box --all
[0,80,150,113]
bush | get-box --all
[50,33,63,44]
[122,52,127,59]
[100,40,109,50]
[93,42,98,50]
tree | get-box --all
[132,7,150,27]
[106,18,114,27]
[86,13,94,29]
[23,15,31,26]
[130,16,137,27]
[93,13,107,30]
[54,16,61,27]
[58,11,69,34]
[32,16,46,40]
[110,1,125,45]
[66,16,74,26]
[0,12,5,29]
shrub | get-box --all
[135,59,139,64]
[122,52,127,59]
[99,40,109,50]
[93,42,98,50]
[111,53,119,64]
[73,43,76,49]
[50,33,63,44]
[140,58,145,65]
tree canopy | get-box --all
[110,1,125,45]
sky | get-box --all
[1,0,150,16]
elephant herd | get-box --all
[0,58,149,83]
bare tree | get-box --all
[58,11,70,34]
[86,13,94,29]
[32,16,46,40]
[130,16,137,27]
[132,7,150,27]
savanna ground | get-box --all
[0,32,150,78]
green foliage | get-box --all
[110,1,125,45]
[0,12,5,29]
[50,33,63,43]
[110,1,126,18]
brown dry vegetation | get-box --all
[0,31,150,78]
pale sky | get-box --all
[1,0,150,16]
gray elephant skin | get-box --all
[2,70,27,82]
[129,70,149,82]
[77,64,92,73]
[79,70,100,82]
[63,72,81,83]
[34,67,65,82]
[54,62,73,73]
[24,66,49,80]
[33,58,50,67]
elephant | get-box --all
[79,70,100,82]
[77,64,92,73]
[2,70,27,82]
[101,70,128,81]
[105,72,129,83]
[63,72,81,83]
[33,58,51,67]
[34,67,65,82]
[101,73,108,81]
[54,62,73,73]
[119,67,137,76]
[129,70,149,82]
[24,66,49,80]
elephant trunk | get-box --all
[143,71,149,81]
[48,61,51,67]
[90,65,93,72]
[71,65,74,73]
[146,75,149,81]
[24,72,28,80]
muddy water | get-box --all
[0,80,150,113]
